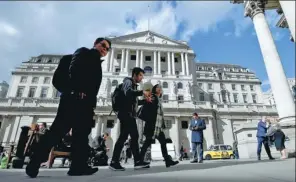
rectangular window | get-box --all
[233,94,238,103]
[163,95,169,103]
[177,95,184,103]
[208,83,213,90]
[196,73,200,78]
[241,85,245,91]
[198,83,203,89]
[232,84,236,90]
[130,55,136,61]
[243,94,247,103]
[250,85,254,91]
[32,77,39,84]
[40,87,48,98]
[16,87,24,97]
[44,77,51,84]
[199,93,205,101]
[28,87,36,98]
[161,57,166,62]
[209,93,214,102]
[174,57,178,63]
[117,54,122,60]
[252,94,257,103]
[20,76,27,83]
[145,56,151,61]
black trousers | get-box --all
[257,137,272,158]
[140,131,168,161]
[29,94,94,169]
[111,113,140,163]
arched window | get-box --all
[162,82,168,88]
[177,82,183,89]
[36,59,41,63]
[144,66,153,74]
[112,80,118,87]
[47,59,52,63]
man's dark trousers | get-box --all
[28,93,94,169]
[192,142,203,161]
[140,131,168,161]
[111,112,141,163]
[257,136,272,159]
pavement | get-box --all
[0,158,295,182]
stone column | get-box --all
[279,1,295,41]
[153,51,157,74]
[136,50,140,67]
[105,52,111,72]
[207,118,216,146]
[120,49,125,72]
[97,116,102,136]
[125,49,129,72]
[109,48,115,72]
[158,51,161,74]
[174,117,180,157]
[245,1,295,124]
[171,52,175,75]
[167,52,171,75]
[181,52,185,75]
[140,50,144,68]
[185,53,189,76]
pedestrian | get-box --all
[189,113,206,163]
[256,118,275,160]
[109,67,151,171]
[25,37,111,178]
[272,123,287,159]
[138,84,179,168]
[233,140,239,159]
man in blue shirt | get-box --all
[189,113,206,163]
[257,119,274,160]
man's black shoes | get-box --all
[26,161,40,178]
[134,161,150,169]
[165,159,179,168]
[67,166,98,176]
[109,162,125,171]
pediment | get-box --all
[110,31,188,47]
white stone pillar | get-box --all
[109,48,115,72]
[105,52,111,72]
[279,1,295,41]
[120,49,125,72]
[174,117,180,157]
[245,1,295,124]
[181,52,185,75]
[185,53,189,76]
[171,52,175,75]
[158,51,161,74]
[136,50,140,67]
[153,51,157,74]
[167,52,171,75]
[140,50,144,68]
[97,116,102,136]
[125,49,129,72]
[207,118,215,146]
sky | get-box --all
[0,1,295,92]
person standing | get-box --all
[233,140,239,159]
[26,37,111,178]
[256,118,275,160]
[272,123,287,159]
[109,67,150,171]
[189,113,206,163]
[138,84,179,168]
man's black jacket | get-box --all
[69,47,103,107]
[119,77,144,117]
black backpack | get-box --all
[52,54,72,93]
[110,83,123,115]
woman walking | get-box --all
[138,84,179,168]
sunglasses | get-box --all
[101,43,110,52]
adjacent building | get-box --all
[0,81,9,98]
[0,31,278,158]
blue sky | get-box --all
[0,1,294,92]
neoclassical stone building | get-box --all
[0,31,278,158]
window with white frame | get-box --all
[241,85,245,91]
[177,95,184,103]
[232,84,236,90]
[252,94,257,103]
[199,92,205,101]
[20,76,27,83]
[40,87,48,98]
[16,87,24,97]
[250,85,254,91]
[243,94,248,103]
[32,77,39,84]
[198,83,203,89]
[208,83,213,90]
[233,93,238,103]
[44,77,51,84]
[28,87,36,98]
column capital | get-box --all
[244,0,266,19]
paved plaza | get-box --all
[0,158,295,182]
